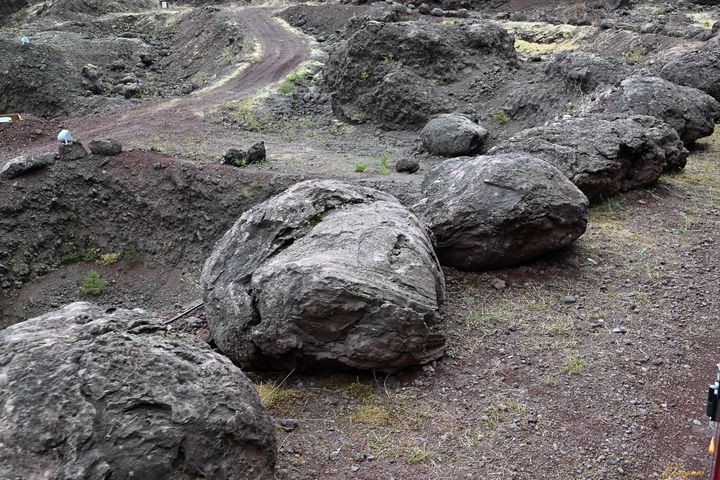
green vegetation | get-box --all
[81,271,107,295]
[277,68,304,95]
[563,355,588,374]
[492,109,510,125]
[122,245,141,267]
[83,249,99,262]
[354,162,369,173]
[60,252,81,265]
[379,152,390,175]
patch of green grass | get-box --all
[589,197,624,222]
[379,152,390,176]
[491,109,510,125]
[60,251,81,265]
[563,355,588,374]
[277,68,304,95]
[482,400,527,430]
[81,271,107,295]
[402,444,437,464]
[544,376,557,387]
[254,383,315,416]
[351,404,392,427]
[122,245,141,267]
[354,162,369,173]
[83,249,99,263]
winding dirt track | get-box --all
[60,6,307,150]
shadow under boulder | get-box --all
[201,180,446,372]
[0,302,277,480]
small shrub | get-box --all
[379,152,390,175]
[60,252,81,265]
[122,245,141,267]
[566,101,575,111]
[81,271,107,295]
[354,162,369,173]
[83,249,99,262]
[492,109,510,125]
[99,252,120,265]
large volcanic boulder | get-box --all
[0,302,277,480]
[414,154,589,270]
[421,113,489,157]
[660,41,720,101]
[324,16,516,127]
[592,76,720,145]
[201,180,446,372]
[490,115,688,201]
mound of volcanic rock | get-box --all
[0,302,277,480]
[491,114,688,201]
[421,113,489,157]
[591,76,720,145]
[415,154,589,270]
[661,39,720,101]
[502,51,630,129]
[324,15,517,127]
[201,180,446,372]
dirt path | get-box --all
[57,6,307,152]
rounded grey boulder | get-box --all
[415,154,589,270]
[89,138,123,156]
[201,180,446,372]
[0,302,277,480]
[660,41,720,101]
[593,76,720,145]
[421,113,489,157]
[491,114,688,201]
[0,153,55,180]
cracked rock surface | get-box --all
[201,180,446,372]
[0,302,276,480]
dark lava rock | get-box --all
[0,153,55,180]
[247,141,266,163]
[491,114,688,201]
[592,76,720,145]
[661,40,720,101]
[420,113,489,157]
[201,180,446,372]
[59,141,88,161]
[0,302,277,480]
[89,138,123,156]
[224,148,249,166]
[396,158,420,174]
[414,153,589,270]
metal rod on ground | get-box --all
[164,302,204,325]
